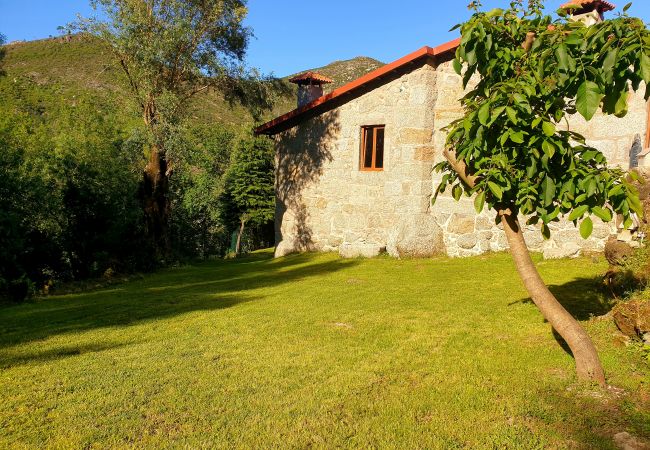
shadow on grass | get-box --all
[0,341,136,369]
[510,275,616,358]
[509,276,615,321]
[0,252,358,357]
[535,385,650,448]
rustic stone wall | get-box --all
[274,57,649,259]
[275,63,444,258]
[430,60,647,258]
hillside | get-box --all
[2,35,385,125]
[286,56,385,94]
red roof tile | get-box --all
[561,0,616,12]
[255,38,460,136]
[289,71,333,85]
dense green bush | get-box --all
[0,72,275,301]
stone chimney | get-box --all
[289,72,333,108]
[562,0,616,25]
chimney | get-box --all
[561,0,616,25]
[289,72,333,108]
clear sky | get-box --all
[1,1,649,77]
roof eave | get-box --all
[254,38,461,136]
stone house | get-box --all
[255,2,650,259]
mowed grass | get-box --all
[1,250,648,449]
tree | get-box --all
[220,137,274,255]
[435,0,650,385]
[76,0,255,261]
[0,32,6,76]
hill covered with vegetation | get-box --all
[286,55,385,94]
[3,35,385,122]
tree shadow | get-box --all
[509,275,615,321]
[534,385,650,448]
[0,252,358,359]
[274,111,339,254]
[0,341,136,369]
[509,275,617,358]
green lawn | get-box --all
[1,250,648,449]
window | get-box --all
[360,125,385,171]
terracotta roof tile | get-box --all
[561,0,616,12]
[255,39,460,136]
[289,71,333,84]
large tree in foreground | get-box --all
[76,0,261,260]
[435,0,650,385]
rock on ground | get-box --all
[387,214,446,258]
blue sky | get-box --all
[1,1,649,77]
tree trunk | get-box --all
[500,209,606,386]
[235,218,246,256]
[142,144,171,262]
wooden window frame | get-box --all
[360,125,385,172]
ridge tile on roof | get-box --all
[289,71,334,84]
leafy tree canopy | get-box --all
[77,0,252,133]
[435,0,650,239]
[221,136,275,229]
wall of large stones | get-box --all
[429,59,648,258]
[275,63,444,258]
[275,57,648,259]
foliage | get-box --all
[0,76,147,299]
[75,0,253,145]
[434,0,650,239]
[0,32,6,76]
[1,251,648,447]
[170,124,237,258]
[220,136,275,248]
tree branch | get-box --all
[443,147,478,189]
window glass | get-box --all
[375,127,384,169]
[363,128,374,168]
[360,125,385,171]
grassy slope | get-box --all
[1,251,648,449]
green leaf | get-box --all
[542,121,555,137]
[478,103,490,126]
[592,206,613,222]
[542,140,556,159]
[486,8,504,18]
[640,52,650,83]
[506,107,518,124]
[580,216,593,239]
[543,176,556,207]
[453,58,463,76]
[474,191,486,213]
[488,181,503,200]
[602,48,617,80]
[615,90,629,117]
[569,204,589,221]
[623,2,632,12]
[556,44,570,71]
[510,131,525,144]
[576,81,602,121]
[452,184,463,201]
